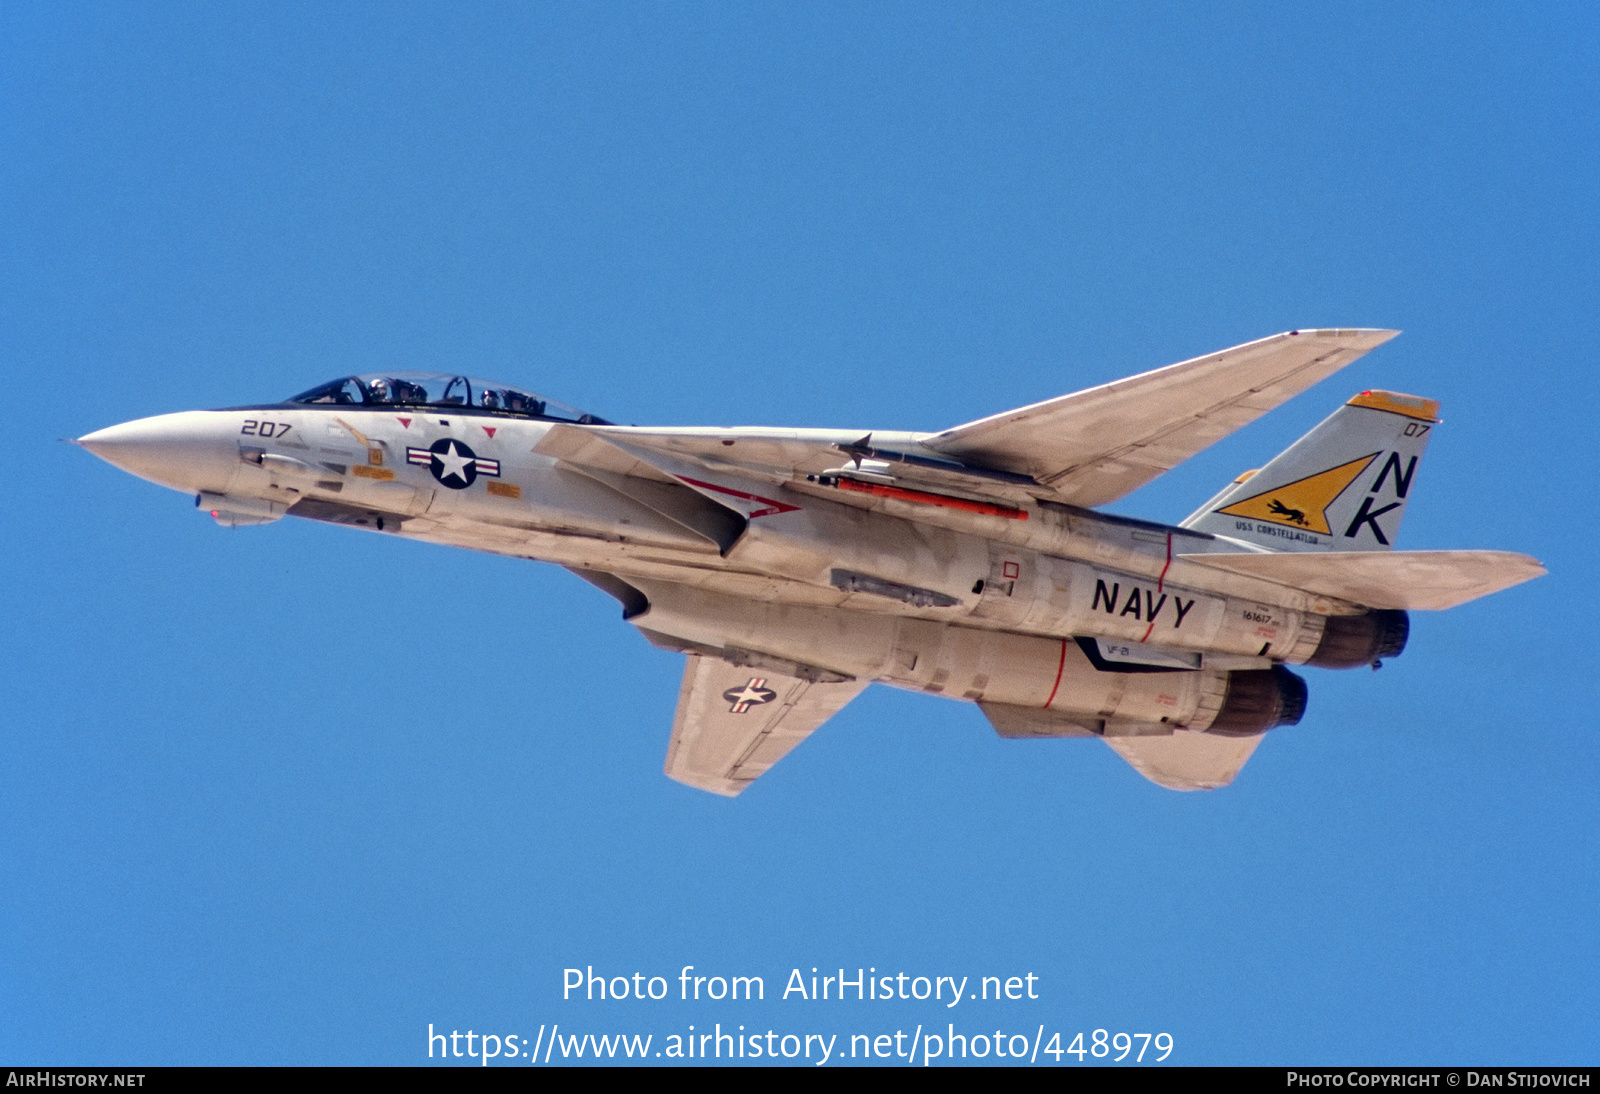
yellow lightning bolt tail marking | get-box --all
[1214,452,1379,535]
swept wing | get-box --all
[537,331,1396,513]
[925,328,1398,506]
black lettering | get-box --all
[1093,580,1120,613]
[1370,452,1417,498]
[1145,591,1167,622]
[241,420,257,435]
[1172,597,1196,627]
[1343,496,1401,544]
[1120,588,1145,617]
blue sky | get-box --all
[3,2,1595,1065]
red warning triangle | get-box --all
[482,426,497,438]
[396,417,411,428]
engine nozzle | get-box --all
[1307,609,1410,668]
[1207,665,1309,737]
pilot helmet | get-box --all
[481,389,500,408]
[367,377,391,403]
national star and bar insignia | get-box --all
[722,678,777,713]
[407,439,501,489]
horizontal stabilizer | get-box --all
[981,704,1261,789]
[1179,550,1546,610]
[1103,732,1264,791]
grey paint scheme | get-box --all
[76,330,1545,795]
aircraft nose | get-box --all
[77,411,239,494]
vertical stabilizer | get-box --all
[1180,391,1439,552]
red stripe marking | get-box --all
[676,476,801,518]
[1139,532,1173,644]
[1042,638,1067,709]
[831,477,1029,520]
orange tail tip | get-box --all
[1347,391,1440,421]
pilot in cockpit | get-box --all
[480,389,501,409]
[366,377,392,404]
[504,391,545,415]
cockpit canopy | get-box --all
[287,372,609,424]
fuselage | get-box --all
[89,335,1532,795]
[79,393,1398,739]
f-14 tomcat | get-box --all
[77,330,1544,795]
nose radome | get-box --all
[77,411,241,494]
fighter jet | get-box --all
[76,330,1544,794]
